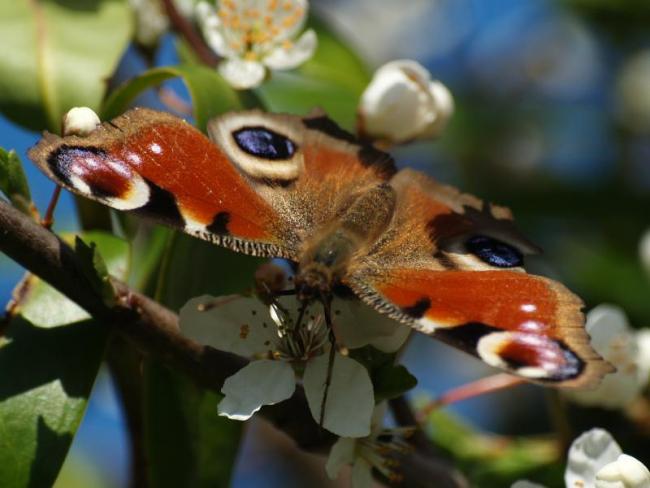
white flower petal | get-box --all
[218,58,266,90]
[351,458,374,488]
[565,429,623,488]
[62,107,100,136]
[565,305,641,409]
[129,0,169,46]
[596,454,650,488]
[332,297,410,353]
[180,295,274,357]
[195,2,233,58]
[218,360,295,421]
[636,329,650,388]
[303,353,374,437]
[264,29,318,70]
[325,437,357,480]
[420,80,455,138]
[269,0,309,42]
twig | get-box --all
[0,198,467,486]
[161,0,219,67]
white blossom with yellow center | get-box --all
[196,0,317,89]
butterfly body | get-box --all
[28,107,613,388]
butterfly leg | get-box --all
[41,186,62,229]
[319,293,337,428]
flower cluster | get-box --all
[179,291,410,437]
[196,0,317,89]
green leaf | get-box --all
[0,230,130,487]
[20,232,130,329]
[144,367,243,488]
[0,317,109,488]
[143,235,262,487]
[73,236,115,308]
[256,16,370,129]
[0,148,33,217]
[373,364,417,402]
[102,64,262,132]
[348,346,417,402]
[0,0,132,132]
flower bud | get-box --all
[358,59,454,145]
[596,454,650,488]
[62,107,100,137]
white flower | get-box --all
[195,0,317,89]
[358,59,454,144]
[326,404,414,487]
[564,305,650,409]
[129,0,169,47]
[62,107,100,137]
[596,454,650,488]
[565,429,650,488]
[179,294,377,437]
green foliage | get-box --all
[102,64,261,132]
[257,16,370,129]
[424,408,563,487]
[0,148,33,217]
[350,346,417,402]
[0,231,129,487]
[0,0,132,132]
[19,232,129,329]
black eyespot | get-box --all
[466,235,523,268]
[233,127,296,160]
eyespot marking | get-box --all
[476,330,585,381]
[47,145,150,210]
[233,127,296,160]
[466,235,523,268]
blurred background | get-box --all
[1,0,649,486]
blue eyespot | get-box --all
[466,235,523,268]
[233,127,296,160]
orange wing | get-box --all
[28,108,395,260]
[346,169,612,387]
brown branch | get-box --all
[161,0,219,67]
[0,198,466,486]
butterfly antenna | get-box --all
[318,292,337,429]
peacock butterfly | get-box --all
[28,107,613,387]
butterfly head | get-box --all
[295,263,334,302]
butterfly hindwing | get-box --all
[346,169,612,387]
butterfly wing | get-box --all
[346,169,612,387]
[28,108,395,260]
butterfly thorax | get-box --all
[295,184,396,301]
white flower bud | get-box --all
[358,59,454,144]
[62,107,100,137]
[596,454,650,488]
